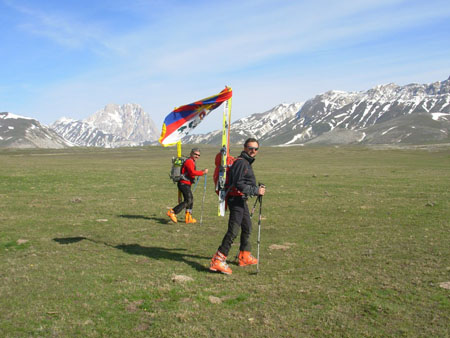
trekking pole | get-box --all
[192,176,200,193]
[256,195,263,274]
[250,197,259,218]
[200,174,207,225]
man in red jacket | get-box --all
[167,148,208,224]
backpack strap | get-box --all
[179,158,190,182]
[224,157,244,198]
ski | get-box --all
[217,96,232,216]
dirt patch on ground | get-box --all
[439,281,450,290]
[269,243,296,251]
[125,299,144,313]
[171,275,194,283]
[208,296,222,304]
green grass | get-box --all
[0,145,449,337]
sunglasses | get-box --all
[193,153,201,157]
[247,147,259,151]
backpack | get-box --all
[213,152,238,195]
[170,156,187,183]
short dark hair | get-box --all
[191,148,201,154]
[244,138,259,147]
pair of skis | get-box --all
[217,96,232,216]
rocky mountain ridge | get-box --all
[2,77,449,149]
[184,77,450,146]
[51,103,158,148]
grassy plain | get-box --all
[0,145,449,337]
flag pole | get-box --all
[176,141,182,157]
[177,141,182,203]
[218,89,232,216]
[226,96,232,159]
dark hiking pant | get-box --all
[173,182,193,214]
[218,196,252,256]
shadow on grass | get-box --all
[115,243,208,272]
[53,236,86,244]
[118,214,169,224]
[53,237,208,272]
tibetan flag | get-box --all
[159,87,232,146]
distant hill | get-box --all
[183,77,450,146]
[0,112,71,149]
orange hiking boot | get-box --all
[166,209,177,223]
[209,251,232,275]
[238,251,258,266]
[185,211,197,224]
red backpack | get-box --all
[213,152,234,195]
[213,152,243,196]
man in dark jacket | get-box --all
[210,138,265,275]
[167,148,208,224]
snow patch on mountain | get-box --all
[0,112,34,120]
[431,113,450,121]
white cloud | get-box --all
[4,0,110,51]
[2,0,450,133]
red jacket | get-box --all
[180,158,205,186]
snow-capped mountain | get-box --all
[85,103,158,142]
[0,112,71,149]
[182,102,304,145]
[51,118,138,148]
[185,77,450,146]
[51,103,158,147]
[4,77,449,149]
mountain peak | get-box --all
[55,117,76,124]
[52,103,158,147]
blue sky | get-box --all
[1,0,450,134]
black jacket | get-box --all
[229,151,259,198]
